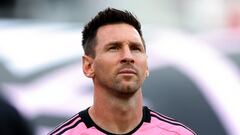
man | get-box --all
[49,8,196,135]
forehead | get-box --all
[95,23,143,47]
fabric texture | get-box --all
[49,106,196,135]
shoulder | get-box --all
[145,107,197,135]
[48,112,85,135]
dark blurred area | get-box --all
[0,94,33,135]
[0,0,16,18]
[143,67,228,135]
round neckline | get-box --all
[79,106,150,135]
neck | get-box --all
[89,87,143,134]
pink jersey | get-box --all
[49,106,196,135]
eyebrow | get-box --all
[105,41,143,47]
[105,41,122,47]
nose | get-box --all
[120,46,134,64]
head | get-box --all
[82,8,148,96]
[82,7,145,58]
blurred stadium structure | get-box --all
[0,0,240,135]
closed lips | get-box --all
[118,68,137,74]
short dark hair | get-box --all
[82,7,145,57]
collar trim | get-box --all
[79,106,151,135]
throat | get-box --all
[89,105,143,134]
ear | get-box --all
[145,68,149,78]
[145,55,149,78]
[146,70,149,77]
[82,55,95,78]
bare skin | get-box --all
[82,23,148,134]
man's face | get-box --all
[88,23,148,96]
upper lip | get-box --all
[118,68,137,74]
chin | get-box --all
[112,79,141,93]
[117,84,140,94]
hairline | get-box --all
[84,22,146,58]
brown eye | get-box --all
[131,46,142,52]
[108,45,119,51]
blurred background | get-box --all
[0,0,240,135]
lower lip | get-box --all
[119,72,136,75]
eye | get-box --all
[108,45,120,51]
[131,45,142,52]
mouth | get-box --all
[118,68,137,75]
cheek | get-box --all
[94,58,114,75]
[138,57,148,70]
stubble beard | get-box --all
[95,73,142,99]
[94,65,145,98]
[111,76,142,96]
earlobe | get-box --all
[146,70,149,78]
[145,64,149,78]
[145,57,149,78]
[82,55,95,78]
